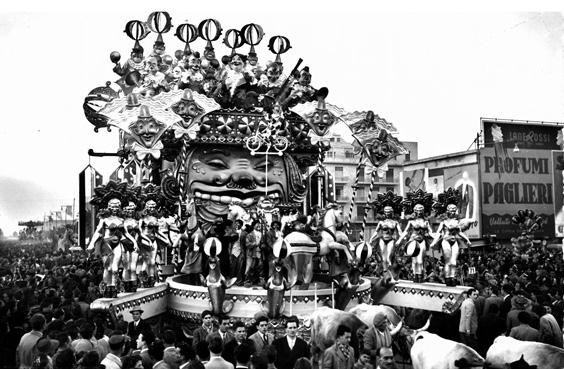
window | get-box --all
[356,206,366,218]
[359,166,365,179]
[336,137,341,142]
[405,153,411,161]
[336,185,344,200]
[345,151,355,158]
[326,151,335,158]
[335,166,343,176]
[329,137,335,142]
[357,187,366,200]
[386,169,394,182]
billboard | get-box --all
[400,168,427,196]
[552,151,564,237]
[428,165,481,239]
[480,119,562,239]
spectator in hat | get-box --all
[32,337,56,369]
[193,310,216,348]
[363,312,398,362]
[17,313,46,369]
[101,334,125,369]
[128,309,149,342]
[506,295,531,334]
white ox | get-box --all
[348,303,402,327]
[485,336,564,369]
[410,332,484,369]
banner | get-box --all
[400,168,427,196]
[480,119,562,239]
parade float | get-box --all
[84,12,471,323]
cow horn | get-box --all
[415,315,431,334]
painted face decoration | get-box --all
[130,118,162,147]
[383,206,393,218]
[188,55,201,73]
[266,64,282,83]
[123,202,137,218]
[186,146,289,220]
[144,200,157,215]
[230,55,245,73]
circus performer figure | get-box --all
[121,200,141,292]
[263,241,293,318]
[202,237,237,315]
[87,181,128,297]
[112,43,146,78]
[431,190,472,286]
[369,191,403,280]
[397,190,435,283]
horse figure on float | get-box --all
[280,204,354,285]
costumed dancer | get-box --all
[87,181,128,297]
[397,190,435,283]
[430,188,472,286]
[369,191,403,280]
[202,237,236,315]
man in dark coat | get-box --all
[477,304,505,357]
[127,309,150,341]
[272,316,310,369]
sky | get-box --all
[2,1,564,234]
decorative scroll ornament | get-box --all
[175,22,198,54]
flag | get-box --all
[61,205,72,217]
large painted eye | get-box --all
[205,159,228,169]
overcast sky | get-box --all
[2,1,564,234]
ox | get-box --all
[485,336,564,369]
[411,332,484,369]
[349,303,402,328]
[309,307,367,365]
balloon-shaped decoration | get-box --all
[110,51,121,64]
[268,35,291,64]
[147,11,173,48]
[175,23,198,54]
[146,11,173,34]
[198,19,222,56]
[241,23,264,56]
[124,20,150,42]
[223,29,245,56]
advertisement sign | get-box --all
[552,151,564,237]
[400,168,427,196]
[479,119,562,239]
[427,165,481,239]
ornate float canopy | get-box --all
[84,12,409,226]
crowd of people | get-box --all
[2,224,563,369]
